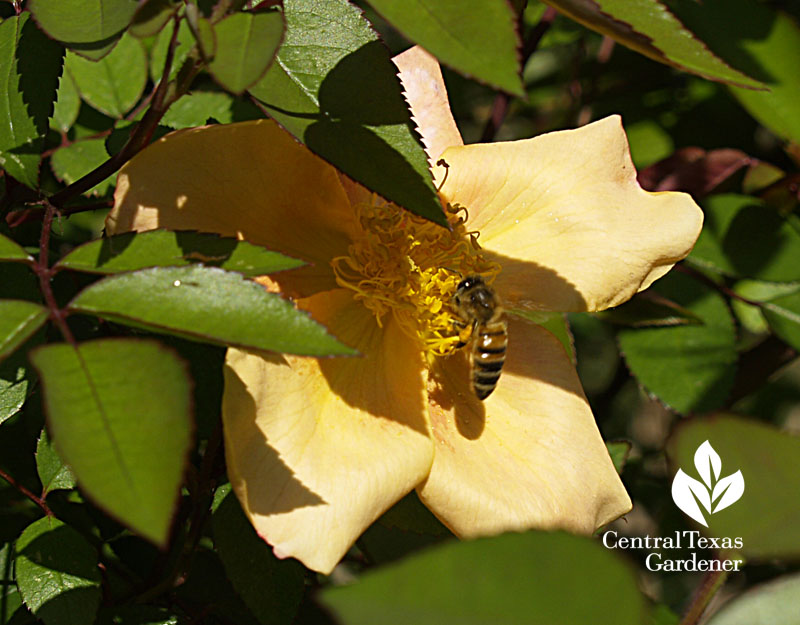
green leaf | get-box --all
[28,0,138,46]
[49,138,114,197]
[249,0,445,226]
[185,4,216,62]
[542,0,763,88]
[208,9,284,93]
[65,33,147,118]
[212,487,305,625]
[707,572,800,625]
[742,161,784,195]
[50,69,81,134]
[160,91,234,128]
[68,265,356,356]
[0,14,64,188]
[321,532,648,625]
[607,441,631,474]
[68,38,122,63]
[36,429,77,496]
[668,414,800,559]
[0,232,33,262]
[668,0,800,145]
[15,516,101,625]
[0,300,48,363]
[651,604,681,625]
[567,312,618,395]
[0,543,26,624]
[689,194,800,282]
[730,280,800,336]
[29,339,193,546]
[130,0,180,39]
[57,230,304,276]
[618,271,737,415]
[150,19,195,83]
[0,351,32,426]
[366,0,522,95]
[762,289,800,351]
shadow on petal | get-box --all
[224,361,327,516]
[429,350,486,440]
[484,248,587,313]
[316,300,430,437]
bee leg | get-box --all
[455,321,477,349]
[452,319,471,349]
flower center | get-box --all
[331,195,499,358]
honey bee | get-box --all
[451,275,507,400]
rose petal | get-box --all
[418,316,631,537]
[223,289,433,573]
[109,120,359,297]
[393,46,463,183]
[438,116,703,312]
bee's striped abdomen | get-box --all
[472,319,507,400]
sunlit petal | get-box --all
[223,289,433,573]
[393,46,463,184]
[418,316,631,536]
[109,120,359,296]
[438,116,703,312]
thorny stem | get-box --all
[679,563,729,625]
[675,264,763,308]
[37,201,77,346]
[480,7,557,142]
[0,465,52,517]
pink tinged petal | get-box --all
[222,290,433,574]
[108,119,360,297]
[438,116,704,312]
[393,46,463,178]
[418,316,631,537]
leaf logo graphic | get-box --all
[671,441,745,527]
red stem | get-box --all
[679,563,728,625]
[0,465,52,517]
[37,202,78,345]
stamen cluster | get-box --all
[331,197,499,358]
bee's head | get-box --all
[453,275,488,314]
[456,275,484,293]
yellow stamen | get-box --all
[331,196,500,359]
